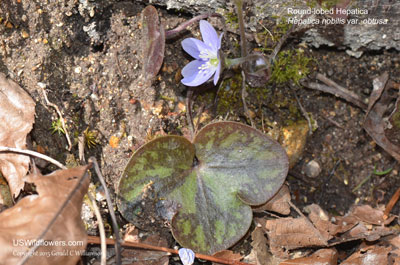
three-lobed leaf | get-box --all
[118,121,288,254]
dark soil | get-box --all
[1,0,399,263]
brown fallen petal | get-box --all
[0,73,35,196]
[341,245,391,265]
[0,166,89,265]
[265,217,328,258]
[253,185,291,215]
[279,248,338,265]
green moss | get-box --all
[216,73,243,115]
[224,11,238,29]
[270,49,312,85]
[50,118,66,135]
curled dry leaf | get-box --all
[341,245,391,265]
[0,166,89,265]
[0,73,35,196]
[252,184,291,215]
[248,226,273,265]
[305,204,338,241]
[264,217,328,258]
[350,204,395,226]
[279,248,338,265]
[364,73,400,163]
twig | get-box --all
[88,157,122,265]
[293,91,312,135]
[87,192,107,265]
[0,146,66,169]
[384,187,400,220]
[41,88,73,151]
[303,73,368,110]
[19,167,90,265]
[87,236,255,265]
[165,13,227,41]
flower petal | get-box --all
[181,60,216,87]
[199,20,219,52]
[181,38,210,60]
[179,248,195,265]
[213,61,221,85]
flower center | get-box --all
[198,49,219,71]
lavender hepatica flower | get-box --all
[181,20,223,86]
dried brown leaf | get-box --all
[0,73,35,196]
[253,185,291,215]
[305,204,338,241]
[341,245,391,265]
[0,166,89,265]
[265,217,328,258]
[121,234,169,265]
[364,73,400,163]
[248,226,272,265]
[329,222,393,246]
[351,205,394,226]
[212,250,243,265]
[279,248,338,265]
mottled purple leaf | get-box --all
[117,122,288,254]
[141,5,165,82]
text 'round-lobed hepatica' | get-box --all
[117,121,289,255]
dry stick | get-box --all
[41,88,73,151]
[18,169,91,265]
[88,157,121,265]
[293,91,313,135]
[0,146,66,169]
[165,13,227,40]
[384,187,400,220]
[87,192,107,265]
[313,73,368,110]
[87,236,255,265]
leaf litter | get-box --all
[0,166,90,265]
[0,73,35,197]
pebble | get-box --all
[303,160,322,178]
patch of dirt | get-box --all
[1,0,399,263]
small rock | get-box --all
[303,160,321,178]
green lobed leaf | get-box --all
[117,122,288,254]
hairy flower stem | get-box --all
[235,0,247,61]
[225,54,267,68]
[235,0,253,126]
